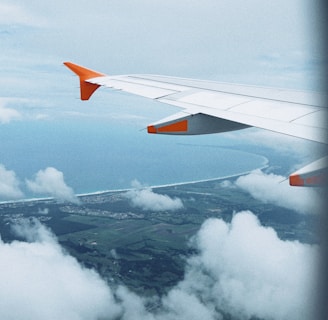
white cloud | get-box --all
[0,219,121,320]
[26,167,79,203]
[111,212,318,320]
[0,106,21,123]
[124,180,183,211]
[0,98,50,123]
[176,212,318,320]
[34,113,49,120]
[38,208,49,215]
[0,2,42,26]
[0,99,21,123]
[219,179,235,189]
[234,169,321,214]
[0,164,24,200]
[0,97,58,122]
[0,212,318,320]
[160,288,215,320]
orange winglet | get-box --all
[64,62,105,100]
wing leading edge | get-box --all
[63,62,327,187]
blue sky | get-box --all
[0,0,323,88]
[0,0,323,121]
[0,0,324,201]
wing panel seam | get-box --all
[129,76,321,107]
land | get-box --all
[0,178,318,296]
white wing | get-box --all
[64,62,327,186]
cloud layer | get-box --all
[0,99,21,124]
[178,212,317,320]
[0,212,318,320]
[0,219,120,320]
[234,169,321,214]
[0,2,39,26]
[0,164,24,200]
[0,165,79,203]
[26,167,79,203]
[124,181,183,211]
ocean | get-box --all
[0,119,268,197]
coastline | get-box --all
[121,164,269,192]
[0,162,268,205]
[77,158,269,196]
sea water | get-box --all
[0,119,267,196]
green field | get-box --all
[0,178,317,295]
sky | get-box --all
[0,1,326,319]
[0,0,324,200]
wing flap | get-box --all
[169,90,254,110]
[126,74,325,107]
[158,98,327,143]
[229,100,317,122]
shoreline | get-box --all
[77,159,269,196]
[0,163,268,205]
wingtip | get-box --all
[63,62,105,100]
[63,62,105,79]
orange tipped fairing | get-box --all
[148,120,188,134]
[289,156,328,187]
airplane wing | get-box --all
[63,62,327,187]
